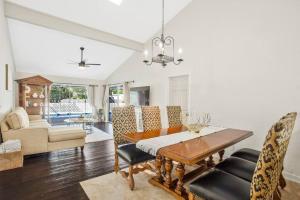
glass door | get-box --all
[108,85,124,122]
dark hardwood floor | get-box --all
[93,122,113,135]
[0,139,125,200]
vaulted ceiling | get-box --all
[6,0,192,80]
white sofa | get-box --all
[0,107,86,155]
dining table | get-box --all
[123,126,253,200]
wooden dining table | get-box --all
[124,126,253,200]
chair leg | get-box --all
[128,165,135,190]
[279,169,287,189]
[273,189,281,200]
[114,143,119,174]
[188,192,195,200]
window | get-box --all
[48,84,92,124]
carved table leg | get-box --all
[218,150,225,162]
[161,156,166,176]
[155,155,163,183]
[207,155,215,167]
[163,158,173,188]
[175,162,186,195]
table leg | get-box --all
[207,155,214,167]
[155,155,163,183]
[161,156,166,176]
[163,158,173,188]
[218,150,225,162]
[175,162,185,195]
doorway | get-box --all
[169,75,189,115]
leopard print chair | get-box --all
[112,106,154,190]
[141,106,162,131]
[229,112,297,189]
[167,106,182,128]
[188,112,297,200]
[251,112,297,199]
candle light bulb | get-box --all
[159,42,163,49]
[143,50,148,57]
[178,48,183,55]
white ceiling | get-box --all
[6,0,192,80]
[6,0,192,42]
[8,19,134,80]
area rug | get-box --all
[85,127,113,143]
[80,170,175,200]
[80,169,300,200]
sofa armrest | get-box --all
[28,115,42,121]
[2,127,49,155]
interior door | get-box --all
[169,75,189,116]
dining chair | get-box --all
[228,112,296,189]
[188,112,297,200]
[112,106,154,190]
[141,106,162,131]
[166,106,182,128]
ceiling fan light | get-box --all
[109,0,122,6]
[78,66,86,70]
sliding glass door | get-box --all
[108,85,124,122]
[49,84,92,125]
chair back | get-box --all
[112,106,137,145]
[250,112,297,199]
[141,106,162,131]
[167,106,182,128]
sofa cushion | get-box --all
[15,107,30,127]
[29,121,50,128]
[6,110,29,130]
[29,119,50,128]
[0,120,10,132]
[48,127,85,142]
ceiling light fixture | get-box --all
[143,0,183,67]
[109,0,123,6]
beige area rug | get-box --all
[80,169,300,200]
[80,170,175,200]
[85,128,113,143]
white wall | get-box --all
[0,0,15,120]
[107,0,300,182]
[16,72,105,109]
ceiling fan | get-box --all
[69,47,101,69]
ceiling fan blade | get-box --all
[86,63,101,66]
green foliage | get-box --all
[110,86,123,95]
[50,85,87,103]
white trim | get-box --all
[283,171,300,183]
[4,2,143,51]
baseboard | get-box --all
[283,171,300,183]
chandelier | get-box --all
[143,0,183,67]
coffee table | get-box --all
[64,117,98,133]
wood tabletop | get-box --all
[124,126,253,165]
[159,128,253,165]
